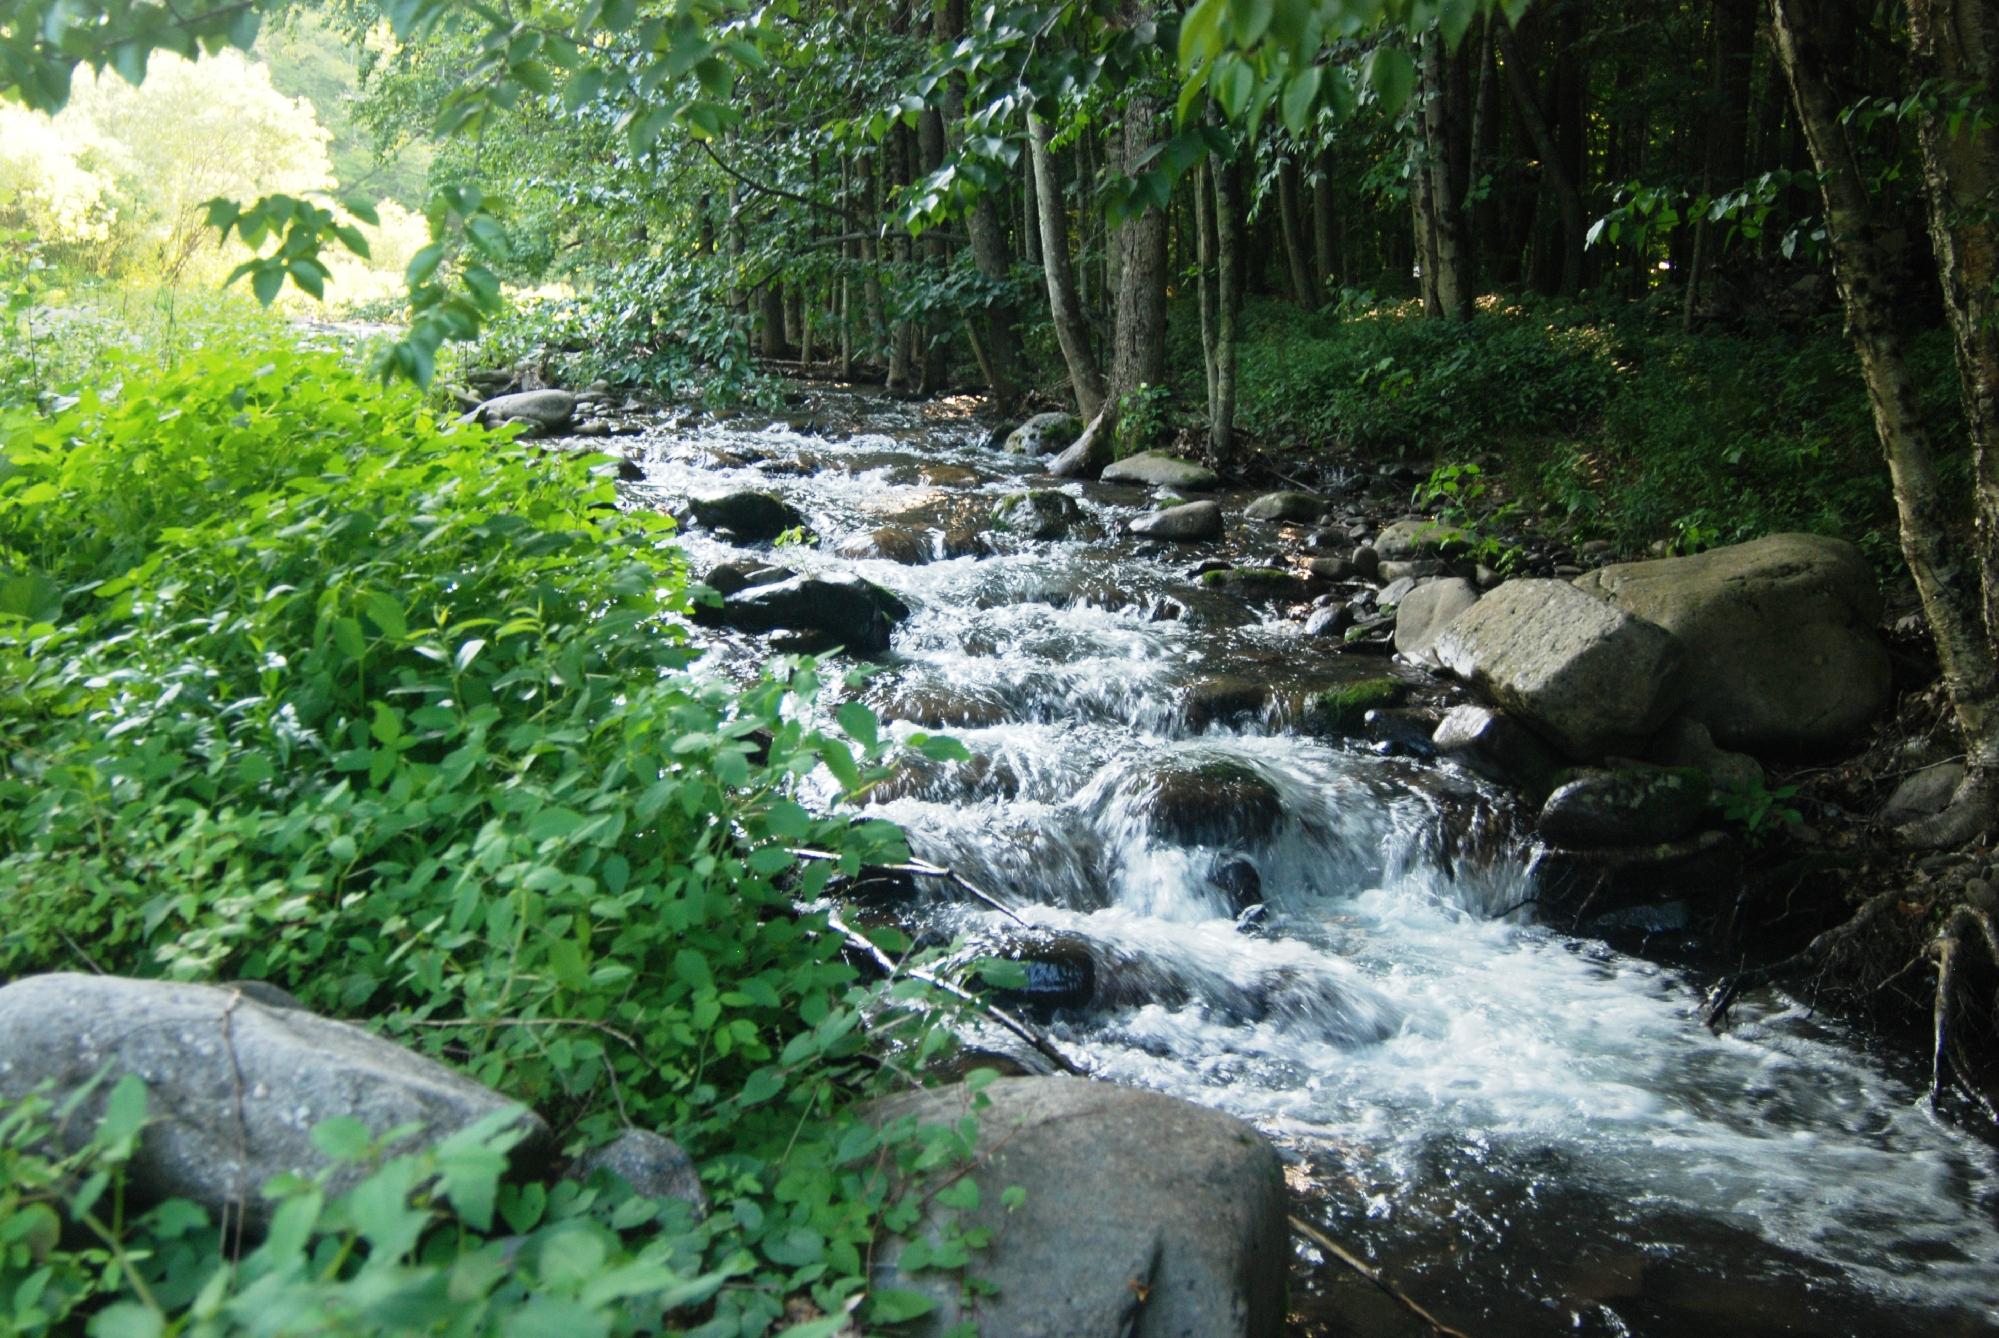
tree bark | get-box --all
[1771,0,1999,838]
[1212,148,1244,467]
[1277,154,1324,310]
[1684,0,1757,328]
[1499,28,1587,295]
[1420,28,1473,319]
[1110,93,1170,403]
[1029,110,1106,419]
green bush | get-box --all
[0,337,991,1334]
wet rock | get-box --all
[1534,831,1741,926]
[1351,545,1381,579]
[1129,499,1223,541]
[703,573,909,656]
[1880,760,1967,823]
[1304,555,1353,581]
[471,388,577,432]
[1575,533,1890,754]
[572,420,611,438]
[1141,759,1284,845]
[1101,451,1219,491]
[1374,517,1469,562]
[0,974,550,1234]
[688,489,806,543]
[1303,677,1409,735]
[567,1130,706,1214]
[1184,677,1271,730]
[865,1077,1287,1338]
[1189,558,1234,578]
[701,560,790,598]
[1212,858,1263,915]
[1392,577,1480,667]
[994,489,1091,541]
[1538,767,1712,848]
[918,463,982,488]
[1004,411,1084,456]
[1435,579,1685,760]
[879,685,1010,728]
[1243,490,1325,523]
[1303,528,1347,553]
[1199,567,1306,602]
[1362,707,1439,758]
[1047,413,1115,478]
[1432,704,1563,798]
[1304,603,1354,638]
[991,934,1098,1013]
[836,526,935,564]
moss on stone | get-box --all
[1306,677,1409,732]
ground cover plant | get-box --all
[0,334,999,1336]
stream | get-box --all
[587,386,1999,1336]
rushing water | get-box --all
[598,389,1999,1336]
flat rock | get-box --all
[866,1076,1287,1338]
[1101,452,1219,491]
[0,974,549,1233]
[1243,491,1324,523]
[1130,499,1223,541]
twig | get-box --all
[700,142,855,222]
[793,848,1026,925]
[827,912,1087,1077]
[1288,1214,1471,1338]
[56,928,107,975]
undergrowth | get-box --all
[0,335,1003,1335]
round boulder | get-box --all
[1004,412,1084,456]
[1537,766,1712,847]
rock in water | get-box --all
[706,572,909,655]
[472,388,577,432]
[1431,704,1564,797]
[1242,490,1325,523]
[1129,499,1223,541]
[1047,412,1114,479]
[993,490,1090,541]
[0,974,550,1233]
[1573,533,1889,754]
[865,1076,1287,1338]
[1537,767,1712,847]
[687,490,805,543]
[1100,451,1220,490]
[1003,411,1084,456]
[1434,579,1685,760]
[1392,577,1480,667]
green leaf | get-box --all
[1366,45,1415,113]
[1282,66,1322,137]
[251,265,284,307]
[868,1289,936,1324]
[87,1303,163,1338]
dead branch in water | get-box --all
[792,847,1026,925]
[1702,887,1901,1030]
[1288,1214,1471,1338]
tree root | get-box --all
[1703,887,1901,1030]
[1926,903,1999,1111]
[1288,1215,1470,1338]
[1894,768,1999,849]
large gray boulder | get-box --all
[1392,577,1479,667]
[1129,499,1223,541]
[1101,451,1219,491]
[1434,579,1685,759]
[472,388,577,432]
[1573,533,1888,754]
[703,572,910,655]
[1004,412,1084,457]
[0,974,549,1232]
[867,1076,1287,1338]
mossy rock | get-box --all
[1198,567,1301,600]
[1304,677,1409,734]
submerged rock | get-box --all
[866,1077,1287,1338]
[0,974,549,1234]
[1435,579,1685,760]
[1140,759,1284,846]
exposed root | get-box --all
[1704,888,1901,1030]
[1894,769,1999,849]
[1288,1214,1470,1338]
[1928,904,1999,1110]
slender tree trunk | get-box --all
[1312,150,1339,294]
[859,152,888,375]
[1022,150,1042,266]
[1684,0,1757,328]
[1772,0,1999,840]
[1499,29,1587,295]
[1197,158,1219,419]
[918,98,953,394]
[1277,154,1324,309]
[1410,136,1442,313]
[1110,92,1170,402]
[1029,110,1106,419]
[1421,28,1473,319]
[1212,148,1244,467]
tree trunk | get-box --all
[1420,28,1473,319]
[1313,150,1339,294]
[1213,149,1244,467]
[1772,0,1999,839]
[1685,0,1757,328]
[1110,93,1170,402]
[1029,110,1106,419]
[1277,154,1324,309]
[1499,28,1587,296]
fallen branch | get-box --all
[1703,887,1901,1030]
[793,847,1025,925]
[827,910,1088,1077]
[1288,1214,1470,1338]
